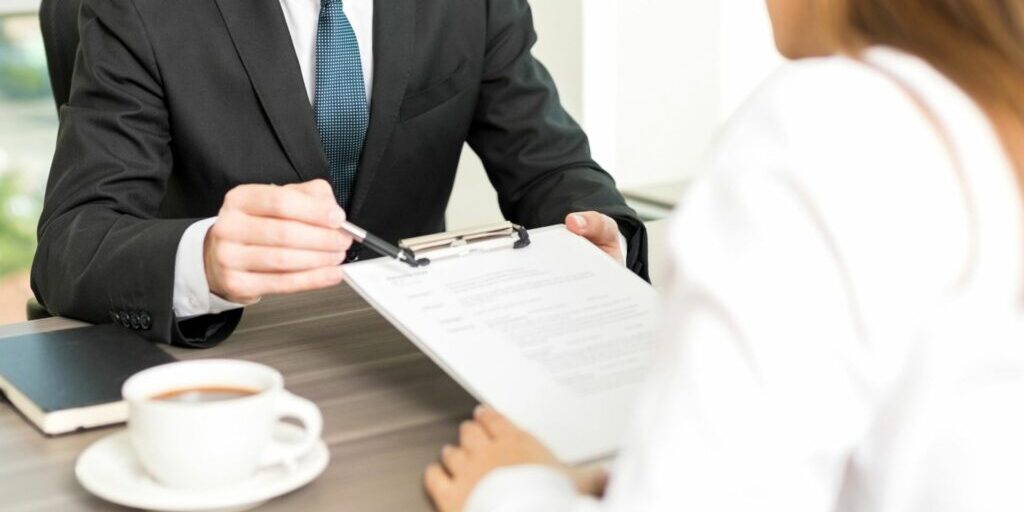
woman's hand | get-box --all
[424,406,608,512]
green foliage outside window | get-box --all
[0,171,39,279]
[0,17,50,100]
[0,16,52,282]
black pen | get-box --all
[340,221,430,268]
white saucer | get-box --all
[75,424,329,512]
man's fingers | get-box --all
[211,242,346,272]
[208,181,351,302]
[223,183,344,228]
[565,212,588,234]
[287,179,338,202]
[566,212,620,249]
[257,266,346,296]
[566,211,618,241]
[566,212,625,264]
[217,266,346,301]
[213,212,352,252]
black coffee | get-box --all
[151,386,259,403]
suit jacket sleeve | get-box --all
[468,0,649,280]
[31,0,241,347]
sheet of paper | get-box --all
[342,226,659,463]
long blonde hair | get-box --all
[829,0,1024,175]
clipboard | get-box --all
[343,224,658,464]
[398,221,531,262]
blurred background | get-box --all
[448,1,782,228]
[0,0,53,324]
[0,0,781,324]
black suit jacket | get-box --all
[39,0,81,108]
[32,0,649,347]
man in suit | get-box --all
[32,0,648,347]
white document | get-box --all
[342,226,659,463]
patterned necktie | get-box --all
[314,0,368,209]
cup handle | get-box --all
[259,391,323,469]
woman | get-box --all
[424,1,1024,510]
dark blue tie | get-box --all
[314,0,368,209]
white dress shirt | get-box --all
[466,48,1024,512]
[172,0,624,318]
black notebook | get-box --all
[0,324,176,435]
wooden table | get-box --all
[0,222,666,512]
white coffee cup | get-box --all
[122,359,323,490]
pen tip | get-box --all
[416,258,431,268]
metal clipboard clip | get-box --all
[399,221,531,263]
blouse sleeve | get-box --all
[467,465,601,512]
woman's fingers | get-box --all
[459,420,490,452]
[441,445,469,474]
[474,406,516,438]
[424,463,456,512]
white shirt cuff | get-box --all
[172,217,248,319]
[465,465,600,512]
[617,232,628,264]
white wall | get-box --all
[447,0,584,230]
[719,0,784,119]
[583,0,782,188]
[446,0,782,228]
[590,1,720,188]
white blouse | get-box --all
[467,48,1024,512]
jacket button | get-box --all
[114,311,125,326]
[129,312,141,330]
[140,312,152,330]
[109,310,118,323]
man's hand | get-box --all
[566,211,625,265]
[204,180,352,304]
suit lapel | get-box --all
[348,0,416,217]
[214,0,329,183]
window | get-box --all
[0,11,55,324]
